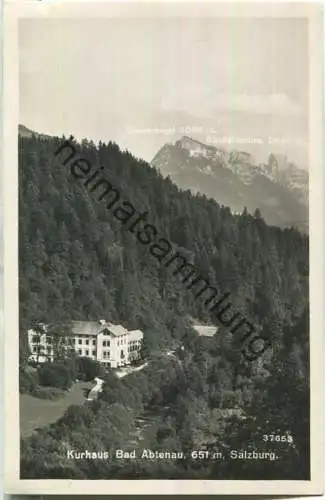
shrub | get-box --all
[30,386,65,400]
[60,404,94,428]
[19,368,39,394]
[38,362,73,390]
[77,357,104,382]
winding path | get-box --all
[86,377,104,401]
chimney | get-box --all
[99,319,106,326]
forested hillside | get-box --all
[19,131,309,479]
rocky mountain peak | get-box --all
[151,135,308,232]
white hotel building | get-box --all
[28,320,143,368]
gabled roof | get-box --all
[192,324,218,337]
[128,329,144,341]
[71,321,129,337]
[29,320,142,338]
[71,321,104,336]
[105,323,129,337]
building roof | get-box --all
[192,324,218,337]
[71,321,104,336]
[128,329,144,341]
[105,323,129,337]
[71,321,130,337]
[29,320,142,338]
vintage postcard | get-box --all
[3,0,324,495]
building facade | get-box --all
[27,320,143,368]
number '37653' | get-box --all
[263,434,293,443]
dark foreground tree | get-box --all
[77,357,104,381]
[38,362,73,390]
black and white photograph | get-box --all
[3,1,324,495]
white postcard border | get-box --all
[3,1,324,495]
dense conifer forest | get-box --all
[19,132,309,479]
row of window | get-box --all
[32,344,141,355]
[32,346,97,358]
[101,361,111,367]
[75,339,112,347]
[31,350,140,363]
[31,335,141,345]
[128,343,142,351]
[77,349,97,357]
[72,338,96,346]
[31,335,97,344]
[32,346,50,353]
[31,337,114,347]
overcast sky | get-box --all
[19,16,309,167]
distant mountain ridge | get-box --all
[18,125,308,231]
[18,124,51,140]
[151,136,308,232]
